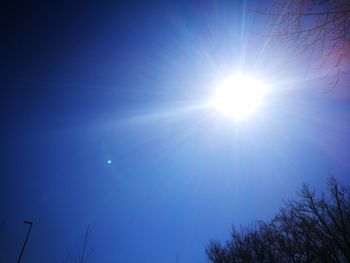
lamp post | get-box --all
[17,220,33,263]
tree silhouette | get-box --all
[0,219,4,236]
[263,0,350,86]
[63,225,93,263]
[206,177,350,262]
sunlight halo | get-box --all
[210,73,268,120]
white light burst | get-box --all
[210,73,268,120]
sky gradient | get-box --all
[1,1,350,262]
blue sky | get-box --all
[1,1,350,262]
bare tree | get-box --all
[206,177,350,262]
[262,0,350,86]
[63,225,93,263]
[0,219,4,250]
[0,219,4,236]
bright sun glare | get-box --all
[210,73,268,120]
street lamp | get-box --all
[17,220,33,263]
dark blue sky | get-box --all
[1,1,350,262]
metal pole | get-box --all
[17,221,33,263]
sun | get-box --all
[210,73,268,120]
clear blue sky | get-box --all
[1,1,350,262]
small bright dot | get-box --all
[107,160,112,164]
[210,73,268,120]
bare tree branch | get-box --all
[206,177,350,262]
[261,0,350,87]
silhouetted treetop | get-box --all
[263,0,350,86]
[206,177,350,263]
